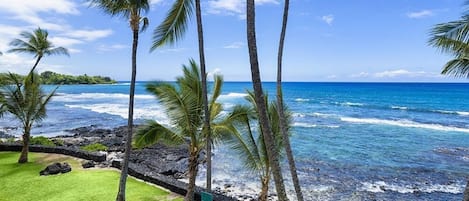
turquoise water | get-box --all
[1,82,468,200]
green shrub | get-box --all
[81,143,108,152]
[52,138,64,146]
[4,138,17,143]
[30,136,55,146]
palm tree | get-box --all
[276,0,303,199]
[225,91,291,201]
[428,1,469,78]
[246,0,288,199]
[89,1,149,200]
[151,0,213,190]
[8,28,69,73]
[0,72,57,163]
[134,60,228,201]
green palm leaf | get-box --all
[151,0,193,49]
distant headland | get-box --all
[0,71,117,85]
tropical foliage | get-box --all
[225,91,290,201]
[151,0,213,190]
[429,1,469,78]
[0,71,116,85]
[0,72,57,163]
[8,28,69,73]
[134,60,229,201]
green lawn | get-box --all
[0,152,182,201]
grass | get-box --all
[0,152,182,201]
[80,143,108,152]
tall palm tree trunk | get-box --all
[246,0,288,200]
[18,126,31,163]
[195,0,212,190]
[29,56,42,82]
[276,0,303,200]
[259,168,270,201]
[116,27,139,201]
[185,148,200,201]
[31,56,42,73]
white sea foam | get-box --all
[218,92,247,100]
[391,106,408,110]
[65,103,169,124]
[457,111,469,116]
[340,117,469,133]
[295,98,310,102]
[343,102,364,106]
[293,113,306,118]
[293,122,339,129]
[55,93,154,102]
[293,122,317,128]
[360,181,464,194]
[433,110,469,116]
[312,112,337,118]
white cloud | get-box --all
[50,37,84,47]
[349,69,441,80]
[224,42,245,49]
[326,74,337,79]
[64,29,113,41]
[0,0,79,31]
[97,44,129,52]
[208,68,222,78]
[321,15,334,25]
[158,48,187,53]
[207,0,278,19]
[407,10,433,19]
[350,72,370,78]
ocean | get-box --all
[1,82,468,200]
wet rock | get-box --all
[40,162,71,175]
[379,186,386,192]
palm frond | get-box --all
[441,55,469,78]
[140,17,149,32]
[0,72,55,131]
[209,74,223,106]
[45,47,70,57]
[134,120,184,148]
[150,0,193,50]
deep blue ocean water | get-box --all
[1,82,468,200]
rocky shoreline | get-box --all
[54,125,193,180]
[0,125,266,201]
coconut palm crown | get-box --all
[0,72,57,163]
[8,28,69,73]
[134,59,230,201]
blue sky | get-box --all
[0,0,467,82]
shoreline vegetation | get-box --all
[0,71,117,85]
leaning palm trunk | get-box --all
[30,56,42,75]
[246,0,288,199]
[276,0,303,199]
[194,0,212,190]
[18,126,31,163]
[259,168,270,201]
[185,147,200,201]
[116,23,139,201]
